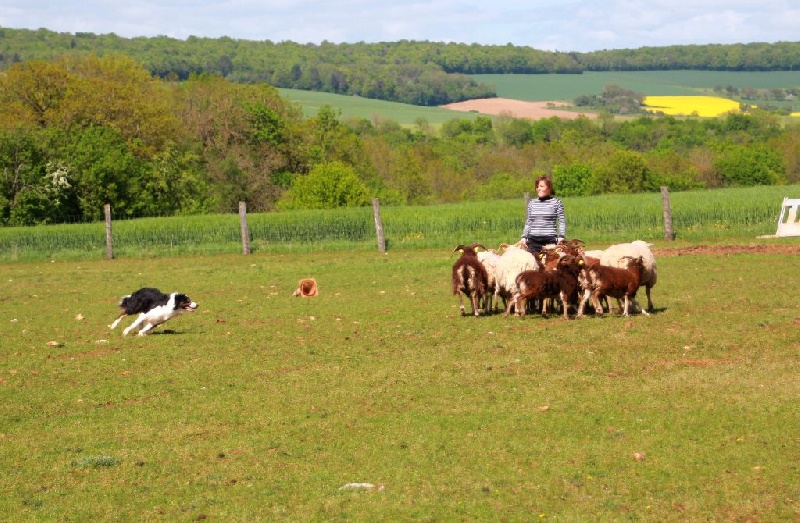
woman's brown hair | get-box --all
[535,176,555,196]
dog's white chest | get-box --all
[143,305,182,324]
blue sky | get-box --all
[2,0,798,52]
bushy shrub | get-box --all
[277,161,371,210]
[588,150,651,194]
[713,144,786,186]
[552,162,592,196]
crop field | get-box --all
[280,71,800,125]
[473,71,800,101]
[642,96,743,117]
[0,185,796,263]
[278,88,480,125]
[1,232,799,520]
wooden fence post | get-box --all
[104,203,113,260]
[239,201,251,255]
[661,186,675,240]
[372,198,386,253]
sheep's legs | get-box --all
[591,293,605,316]
[633,297,650,316]
[645,285,654,312]
[514,294,527,317]
[458,289,482,316]
[481,292,493,314]
[470,292,481,316]
[503,294,518,317]
[559,293,570,320]
[577,289,592,317]
[622,296,650,317]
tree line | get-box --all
[0,54,798,226]
[1,27,800,106]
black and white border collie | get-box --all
[109,287,198,336]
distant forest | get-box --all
[1,27,799,106]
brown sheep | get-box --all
[577,256,650,317]
[452,244,490,316]
[598,240,657,313]
[512,254,585,319]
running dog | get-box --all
[109,287,198,336]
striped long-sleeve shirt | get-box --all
[521,196,566,241]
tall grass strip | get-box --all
[0,185,796,262]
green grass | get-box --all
[0,185,797,262]
[279,88,480,125]
[0,242,798,520]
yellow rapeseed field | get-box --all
[643,95,742,117]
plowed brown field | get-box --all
[441,98,597,120]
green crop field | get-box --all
[474,70,800,101]
[279,88,480,125]
[0,185,796,263]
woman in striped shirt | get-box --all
[520,176,566,254]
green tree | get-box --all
[440,116,495,145]
[713,144,786,186]
[495,116,532,147]
[143,145,215,215]
[552,162,592,196]
[468,171,537,200]
[589,150,651,194]
[307,104,344,164]
[0,60,71,128]
[277,161,371,210]
[61,125,146,219]
[0,127,76,225]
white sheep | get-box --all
[476,247,502,314]
[598,240,657,313]
[583,249,605,260]
[494,241,541,316]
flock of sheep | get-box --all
[451,239,658,319]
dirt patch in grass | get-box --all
[654,243,800,257]
[441,98,597,120]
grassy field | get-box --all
[0,185,796,262]
[474,71,800,101]
[1,237,798,520]
[279,88,480,125]
[279,71,800,125]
